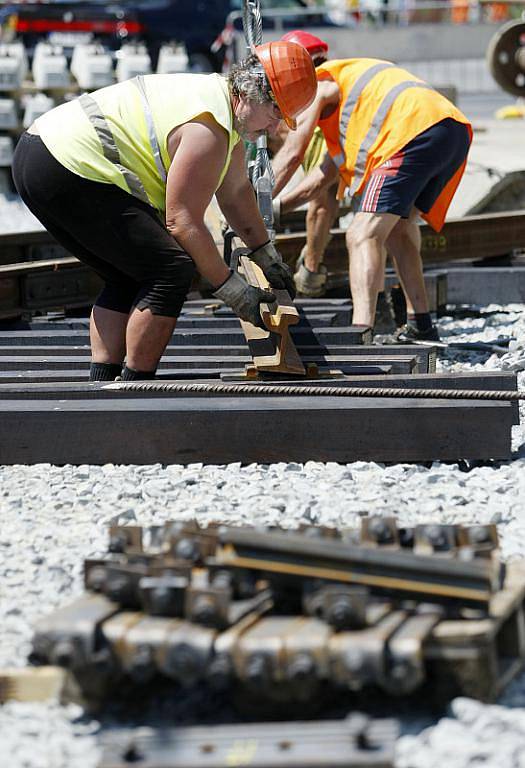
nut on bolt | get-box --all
[86,566,107,592]
[208,654,233,690]
[287,653,314,681]
[245,654,270,687]
[53,640,76,668]
[109,533,127,554]
[368,517,394,544]
[174,537,199,561]
[129,645,155,683]
[192,595,218,626]
[424,525,449,550]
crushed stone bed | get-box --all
[1,304,525,768]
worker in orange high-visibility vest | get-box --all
[12,42,316,381]
[279,30,338,298]
[451,0,470,25]
[272,58,472,341]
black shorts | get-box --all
[358,118,471,221]
[12,132,196,317]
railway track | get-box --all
[0,212,522,465]
[1,210,525,322]
[0,295,519,465]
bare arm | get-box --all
[271,80,340,197]
[271,99,322,197]
[165,115,231,288]
[215,141,269,249]
[280,153,339,213]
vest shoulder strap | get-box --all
[79,92,150,204]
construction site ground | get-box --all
[1,94,525,767]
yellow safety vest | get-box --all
[35,73,240,216]
[316,59,472,231]
[302,126,327,175]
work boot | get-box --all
[388,323,441,343]
[374,291,396,335]
[293,249,327,298]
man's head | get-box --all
[228,40,316,139]
[281,30,329,67]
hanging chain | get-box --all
[242,0,275,239]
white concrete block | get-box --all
[0,98,18,129]
[22,93,55,128]
[0,135,14,166]
[0,57,22,92]
[115,44,152,82]
[32,44,70,90]
[156,44,189,74]
[70,45,114,90]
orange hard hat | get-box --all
[254,40,317,130]
[281,30,329,59]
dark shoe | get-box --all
[388,323,441,343]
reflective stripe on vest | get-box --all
[78,92,150,204]
[133,75,167,183]
[349,80,434,195]
[331,62,394,170]
[331,63,435,193]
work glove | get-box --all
[213,270,276,330]
[247,241,296,299]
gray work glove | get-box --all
[247,241,296,299]
[213,270,276,330]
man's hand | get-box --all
[248,241,296,299]
[213,271,276,330]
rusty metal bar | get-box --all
[0,212,524,319]
[275,211,525,269]
[99,715,398,767]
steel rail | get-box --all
[1,211,524,265]
[104,381,525,401]
[275,211,525,266]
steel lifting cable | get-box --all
[242,0,263,51]
[242,0,276,230]
[104,381,525,401]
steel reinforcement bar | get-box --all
[105,381,525,402]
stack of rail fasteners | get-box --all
[29,517,525,714]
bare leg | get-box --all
[304,182,339,272]
[90,305,128,364]
[125,307,178,372]
[346,211,399,327]
[385,208,429,315]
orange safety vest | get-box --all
[451,0,469,25]
[316,59,472,231]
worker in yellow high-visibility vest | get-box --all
[12,42,316,380]
[272,58,472,341]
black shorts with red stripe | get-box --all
[358,117,471,218]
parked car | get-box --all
[0,0,337,71]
